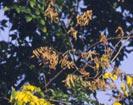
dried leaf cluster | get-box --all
[32,47,58,69]
[59,54,75,69]
[68,27,78,40]
[77,10,92,26]
[44,4,59,23]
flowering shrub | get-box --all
[10,84,51,105]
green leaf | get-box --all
[10,88,16,102]
[13,5,21,13]
[24,8,31,14]
[41,27,47,33]
[34,8,41,16]
[3,6,9,12]
[56,0,64,5]
[26,16,32,22]
[29,65,35,69]
[31,14,37,19]
[30,0,36,8]
[39,91,45,97]
[40,19,45,25]
[16,7,21,13]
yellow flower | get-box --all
[15,91,26,101]
[42,27,47,33]
[100,54,110,68]
[30,102,35,105]
[95,61,100,70]
[103,72,112,79]
[10,84,52,105]
[23,95,30,103]
[22,84,37,92]
[39,99,51,105]
[124,91,128,97]
[111,74,118,81]
[103,73,118,81]
[113,101,121,105]
[101,55,109,62]
[126,75,133,87]
[121,82,126,91]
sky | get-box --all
[0,9,10,42]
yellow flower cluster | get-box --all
[103,72,118,81]
[22,84,41,92]
[68,27,78,40]
[77,10,92,26]
[44,4,59,23]
[10,84,51,105]
[59,55,75,69]
[120,75,133,97]
[14,91,50,105]
[94,57,100,70]
[113,101,121,105]
[121,82,128,97]
[126,75,133,87]
[32,47,58,69]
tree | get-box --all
[0,0,133,105]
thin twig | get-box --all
[88,35,133,50]
[88,41,100,50]
[113,38,122,51]
[45,69,64,88]
[72,65,80,74]
[111,45,123,63]
[108,35,133,40]
[110,38,123,62]
[111,36,130,63]
[0,97,10,102]
[48,98,68,105]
